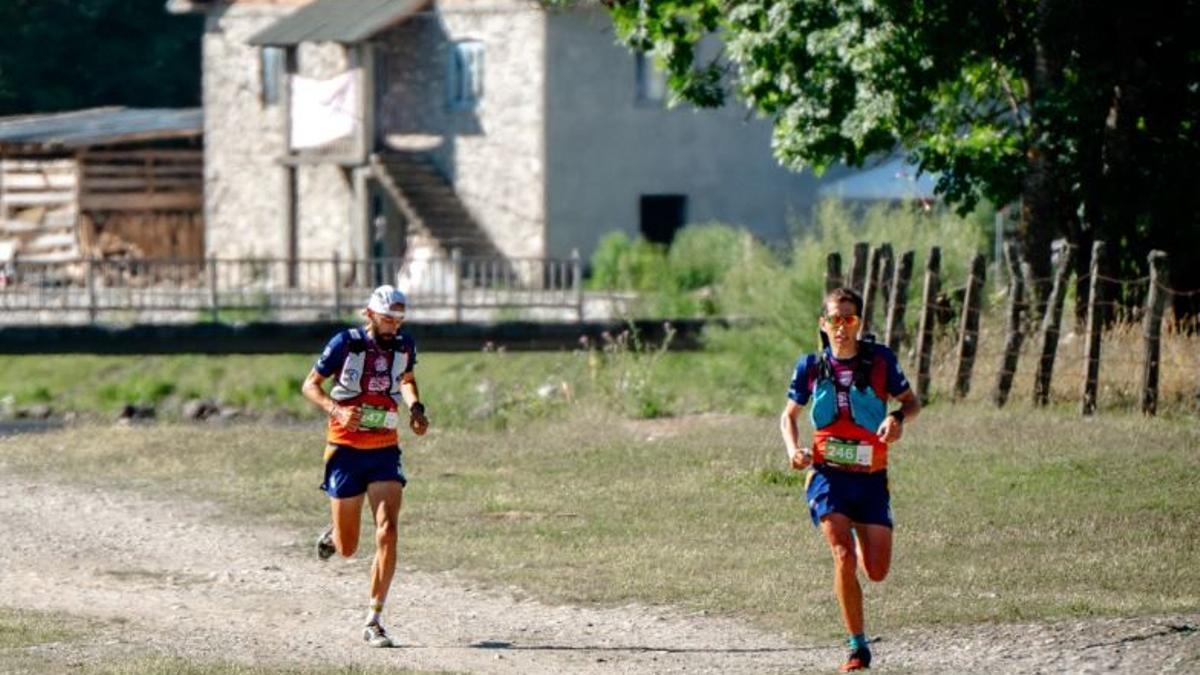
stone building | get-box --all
[167,0,827,270]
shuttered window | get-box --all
[448,41,484,111]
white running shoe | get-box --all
[362,621,395,648]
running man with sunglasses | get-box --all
[301,284,429,648]
[780,287,920,671]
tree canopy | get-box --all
[0,0,202,116]
[576,0,1200,315]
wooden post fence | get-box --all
[848,242,869,295]
[861,244,887,335]
[993,242,1027,407]
[879,244,895,316]
[1140,250,1169,416]
[914,246,941,404]
[953,254,987,399]
[1033,242,1075,406]
[825,252,843,294]
[1080,241,1106,415]
[884,250,914,349]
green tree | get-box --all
[0,0,202,115]
[568,0,1199,318]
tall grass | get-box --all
[702,199,995,413]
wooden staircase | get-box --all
[370,152,503,259]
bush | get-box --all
[667,223,749,291]
[587,231,669,292]
[588,223,762,317]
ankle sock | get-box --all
[849,633,869,651]
[366,599,384,626]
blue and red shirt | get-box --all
[788,344,911,472]
[315,328,417,449]
[788,346,910,410]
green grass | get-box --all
[3,404,1196,641]
[0,347,725,425]
[0,607,84,649]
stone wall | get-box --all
[375,0,547,259]
[293,42,357,261]
[202,4,359,262]
[200,3,293,259]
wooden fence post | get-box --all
[207,255,219,323]
[879,244,895,315]
[953,254,987,399]
[993,242,1027,407]
[884,250,914,349]
[914,247,941,404]
[571,248,583,322]
[861,243,888,335]
[1080,241,1106,415]
[825,252,843,294]
[1033,242,1075,406]
[848,242,869,295]
[1140,250,1169,416]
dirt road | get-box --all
[0,475,1195,673]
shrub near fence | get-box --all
[828,240,1199,417]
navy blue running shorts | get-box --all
[806,465,892,528]
[320,444,407,499]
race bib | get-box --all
[360,405,399,430]
[824,438,872,467]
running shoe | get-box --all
[362,621,395,648]
[840,646,872,671]
[316,525,336,560]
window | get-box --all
[635,52,667,106]
[448,41,484,110]
[261,46,284,106]
[639,195,687,245]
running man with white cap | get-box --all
[301,284,429,648]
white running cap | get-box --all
[366,284,407,318]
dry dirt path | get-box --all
[0,474,1195,674]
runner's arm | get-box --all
[893,388,920,423]
[400,372,428,435]
[779,400,811,470]
[876,388,920,443]
[302,369,359,430]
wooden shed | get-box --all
[0,107,203,265]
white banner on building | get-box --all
[290,72,358,150]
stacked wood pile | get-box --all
[0,150,204,287]
[0,158,80,266]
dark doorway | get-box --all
[639,194,687,245]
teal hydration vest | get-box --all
[809,339,888,434]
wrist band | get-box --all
[410,402,425,416]
[889,409,905,424]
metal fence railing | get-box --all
[0,251,586,324]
